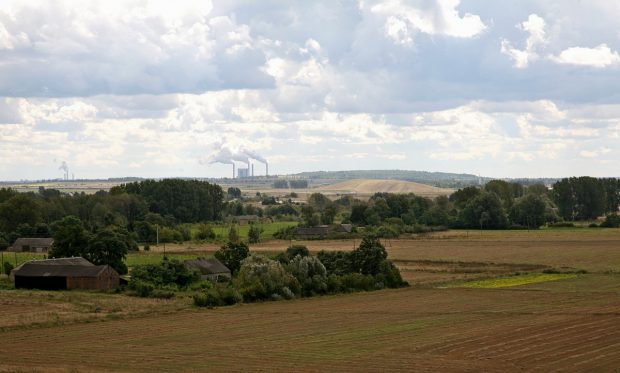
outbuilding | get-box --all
[184,257,231,281]
[296,226,330,239]
[8,238,54,253]
[12,257,120,290]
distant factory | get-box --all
[207,143,269,179]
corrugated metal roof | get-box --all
[184,258,230,275]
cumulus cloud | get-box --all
[371,0,486,45]
[501,14,547,68]
[551,44,620,68]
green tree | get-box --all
[0,194,42,233]
[509,194,547,228]
[49,216,91,258]
[459,192,508,229]
[351,236,388,276]
[214,241,250,274]
[248,225,262,244]
[85,227,133,274]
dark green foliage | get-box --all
[193,284,241,307]
[214,241,250,274]
[194,224,216,241]
[0,194,42,233]
[248,225,262,243]
[509,194,548,228]
[449,186,481,208]
[552,177,612,220]
[111,179,224,222]
[351,236,388,275]
[459,192,508,229]
[286,255,328,296]
[601,213,620,228]
[49,216,91,258]
[276,245,310,263]
[375,260,407,288]
[227,187,242,199]
[130,258,199,289]
[85,227,134,274]
[261,196,278,205]
[317,250,353,276]
[3,261,14,275]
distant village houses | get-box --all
[8,238,54,253]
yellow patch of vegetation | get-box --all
[449,273,578,289]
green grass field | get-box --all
[447,273,579,289]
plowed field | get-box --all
[1,279,619,372]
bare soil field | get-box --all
[2,229,619,372]
[1,276,619,372]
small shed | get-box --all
[8,238,54,253]
[296,226,330,239]
[184,258,231,281]
[12,257,120,290]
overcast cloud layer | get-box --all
[1,0,619,180]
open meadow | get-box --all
[1,228,619,372]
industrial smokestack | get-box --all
[252,163,254,177]
[266,163,269,177]
[233,163,236,179]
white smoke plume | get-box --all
[59,161,69,173]
[205,143,267,167]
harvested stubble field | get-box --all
[1,228,619,372]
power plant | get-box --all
[206,144,269,179]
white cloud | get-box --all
[371,0,486,46]
[551,44,620,68]
[501,14,547,68]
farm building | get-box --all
[184,258,231,281]
[235,215,260,225]
[333,224,353,233]
[11,257,120,290]
[8,237,54,253]
[296,226,330,239]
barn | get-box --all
[296,226,330,239]
[12,257,120,290]
[8,238,54,253]
[184,258,231,281]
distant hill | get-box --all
[316,179,454,197]
[293,170,488,189]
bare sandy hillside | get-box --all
[315,178,453,197]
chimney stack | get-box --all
[266,163,269,177]
[232,163,236,179]
[252,163,254,177]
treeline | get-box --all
[0,179,224,249]
[130,235,407,306]
[272,179,309,189]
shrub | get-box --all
[549,221,575,228]
[131,258,200,288]
[214,241,250,274]
[143,244,150,251]
[600,214,620,228]
[129,280,155,297]
[588,223,600,228]
[195,224,216,240]
[317,250,352,275]
[234,255,300,302]
[194,285,241,307]
[273,226,297,240]
[351,236,388,276]
[248,225,262,244]
[339,273,375,292]
[276,245,310,264]
[286,255,328,296]
[3,261,14,275]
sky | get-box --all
[1,0,619,180]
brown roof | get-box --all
[184,258,230,275]
[14,263,110,277]
[22,257,94,266]
[11,237,54,248]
